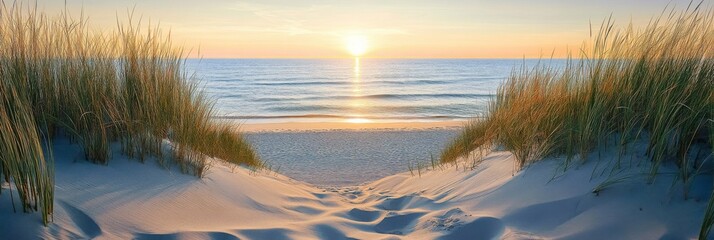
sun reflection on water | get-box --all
[345,117,372,123]
[347,57,369,124]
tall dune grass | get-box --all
[0,81,54,225]
[0,3,260,224]
[441,5,713,238]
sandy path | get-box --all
[0,139,708,239]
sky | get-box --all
[20,0,701,58]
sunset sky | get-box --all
[26,0,696,58]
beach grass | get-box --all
[0,3,260,224]
[441,4,713,237]
[0,82,54,225]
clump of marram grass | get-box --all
[0,83,54,226]
[440,118,493,166]
[441,5,713,238]
[0,3,261,223]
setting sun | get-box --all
[344,35,368,57]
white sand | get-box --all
[0,138,709,239]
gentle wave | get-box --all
[352,93,492,100]
[214,114,471,120]
[212,76,504,86]
[186,59,569,123]
[260,103,484,114]
[251,93,494,102]
[253,81,350,86]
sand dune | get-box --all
[0,138,707,239]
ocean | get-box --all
[186,58,562,186]
[184,58,561,123]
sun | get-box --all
[344,35,369,57]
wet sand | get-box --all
[238,120,467,132]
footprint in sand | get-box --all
[342,208,384,222]
[425,208,471,231]
[375,196,412,211]
[374,212,427,235]
[340,187,364,199]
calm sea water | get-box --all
[185,59,560,123]
[185,59,565,185]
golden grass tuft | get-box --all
[441,4,713,238]
[0,2,261,223]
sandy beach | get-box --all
[244,126,460,186]
[1,137,707,239]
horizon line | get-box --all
[186,57,574,60]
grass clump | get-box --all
[441,5,713,238]
[440,118,493,165]
[0,83,54,225]
[443,5,713,179]
[0,3,261,224]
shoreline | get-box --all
[236,120,467,133]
